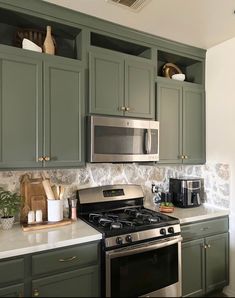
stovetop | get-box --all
[79,206,179,237]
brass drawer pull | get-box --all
[33,289,40,297]
[59,256,78,262]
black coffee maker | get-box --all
[169,177,204,208]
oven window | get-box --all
[94,126,158,155]
[110,243,178,297]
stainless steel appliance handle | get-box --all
[145,129,151,154]
[107,236,182,259]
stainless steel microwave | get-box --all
[87,115,159,163]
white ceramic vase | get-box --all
[0,216,15,230]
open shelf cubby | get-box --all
[0,7,82,60]
[157,50,203,84]
[91,32,151,59]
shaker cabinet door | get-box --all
[43,60,84,167]
[32,265,100,297]
[205,233,229,293]
[182,239,205,297]
[125,58,154,119]
[0,284,24,298]
[89,50,124,116]
[0,53,43,168]
[156,82,182,163]
[183,86,205,164]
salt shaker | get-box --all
[28,211,35,224]
[35,210,43,223]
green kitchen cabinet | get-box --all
[0,284,24,297]
[0,47,84,169]
[182,239,205,297]
[181,217,229,297]
[43,60,84,167]
[89,48,154,119]
[0,52,43,168]
[32,265,99,297]
[157,79,205,164]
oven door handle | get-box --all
[107,236,183,259]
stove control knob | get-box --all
[168,227,174,234]
[116,237,123,245]
[126,235,133,243]
[160,228,166,236]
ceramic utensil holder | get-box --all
[47,200,63,222]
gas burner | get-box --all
[110,221,123,230]
[89,213,103,222]
[124,208,143,218]
[98,217,113,227]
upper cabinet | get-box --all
[0,50,84,169]
[89,32,155,119]
[157,79,205,164]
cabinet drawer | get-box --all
[32,242,99,276]
[181,217,229,241]
[0,258,24,285]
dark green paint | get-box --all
[32,265,99,297]
[0,258,24,285]
[182,217,229,297]
[32,242,98,276]
[0,52,43,169]
[182,238,205,297]
[0,283,24,297]
[44,60,84,167]
[156,79,205,165]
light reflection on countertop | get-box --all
[0,218,102,259]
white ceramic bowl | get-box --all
[22,38,42,53]
[172,73,185,81]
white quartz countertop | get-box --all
[0,219,102,260]
[170,204,229,224]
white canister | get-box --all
[47,200,63,222]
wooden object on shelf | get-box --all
[43,26,55,55]
[21,218,73,232]
[20,174,48,223]
[15,27,57,53]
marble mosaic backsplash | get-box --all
[0,163,230,210]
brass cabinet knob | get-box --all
[184,155,188,159]
[38,157,44,162]
[33,289,40,297]
[44,156,51,161]
[125,107,130,111]
[207,244,211,248]
[119,106,126,111]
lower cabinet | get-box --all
[0,284,24,297]
[32,265,99,297]
[0,241,100,298]
[181,218,229,297]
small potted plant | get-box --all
[0,187,21,230]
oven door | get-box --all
[88,115,159,162]
[106,236,182,297]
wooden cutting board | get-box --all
[22,219,72,232]
[20,174,48,223]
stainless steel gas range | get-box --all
[77,184,182,297]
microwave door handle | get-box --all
[148,129,152,153]
[145,130,150,154]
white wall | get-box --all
[206,37,235,296]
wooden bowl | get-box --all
[159,206,174,213]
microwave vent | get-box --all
[106,0,151,11]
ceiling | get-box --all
[44,0,235,49]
